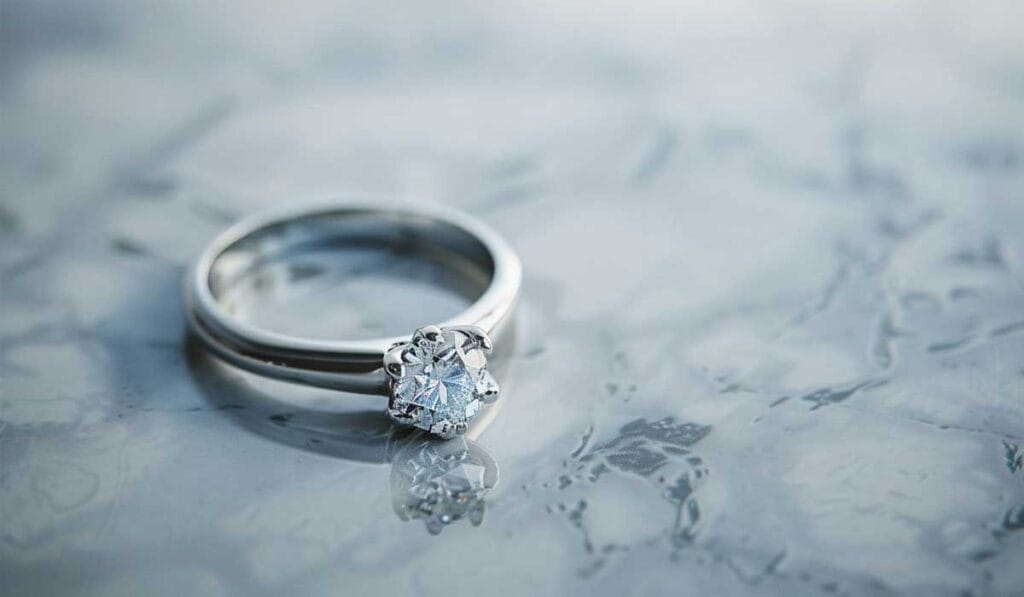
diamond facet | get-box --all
[385,326,498,437]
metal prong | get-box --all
[431,420,458,440]
[447,325,493,353]
[387,403,417,425]
[383,345,407,379]
[478,370,499,403]
[412,325,443,344]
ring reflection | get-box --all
[184,338,501,534]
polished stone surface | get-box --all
[1,2,1023,596]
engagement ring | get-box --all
[185,201,522,438]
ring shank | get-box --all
[187,201,521,394]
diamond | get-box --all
[385,325,499,438]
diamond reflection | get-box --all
[390,436,499,535]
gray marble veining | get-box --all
[1,2,1023,595]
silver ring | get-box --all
[185,200,522,438]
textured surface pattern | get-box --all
[1,2,1023,595]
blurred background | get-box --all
[1,2,1023,596]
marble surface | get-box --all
[2,2,1023,595]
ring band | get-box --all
[185,200,522,438]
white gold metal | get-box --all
[185,200,521,436]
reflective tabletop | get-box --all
[1,2,1023,596]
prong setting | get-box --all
[385,325,499,437]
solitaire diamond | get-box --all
[384,325,499,438]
